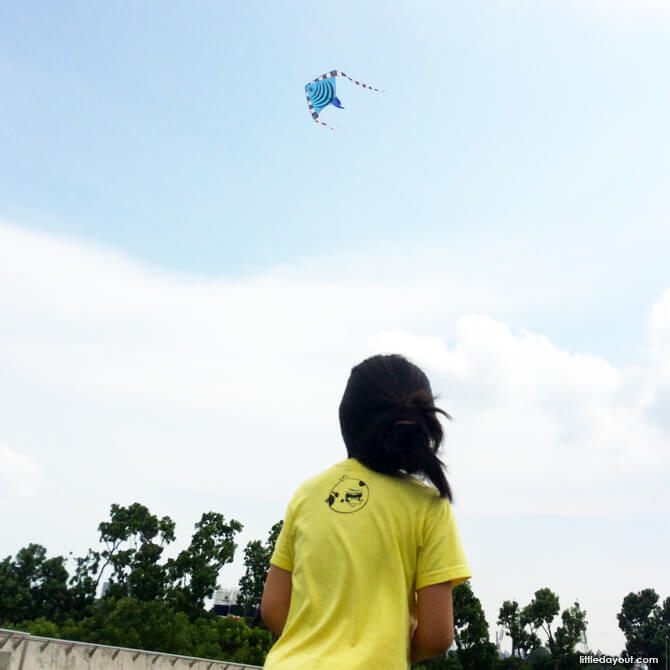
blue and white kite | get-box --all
[305,70,381,129]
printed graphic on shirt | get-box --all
[325,475,369,513]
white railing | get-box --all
[0,628,263,670]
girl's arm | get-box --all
[261,565,292,636]
[410,581,454,663]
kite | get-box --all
[305,70,381,129]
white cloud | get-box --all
[650,288,670,375]
[577,0,670,14]
[0,220,668,518]
[371,313,668,516]
[0,442,43,506]
[500,0,670,19]
[645,288,670,430]
[518,0,670,14]
[1,220,668,658]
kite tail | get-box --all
[333,70,382,93]
[313,116,337,130]
[314,119,335,130]
[307,70,382,93]
[306,93,337,130]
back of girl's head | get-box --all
[338,354,453,500]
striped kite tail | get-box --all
[305,93,337,130]
[335,71,382,93]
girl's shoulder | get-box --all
[289,458,444,511]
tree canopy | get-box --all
[0,502,269,663]
[617,588,670,662]
[4,501,663,670]
[237,521,283,618]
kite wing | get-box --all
[305,70,381,129]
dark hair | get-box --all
[338,354,452,500]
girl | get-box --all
[261,354,471,669]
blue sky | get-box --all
[3,1,668,270]
[3,1,669,366]
[2,0,669,658]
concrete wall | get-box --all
[0,629,262,670]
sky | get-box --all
[1,0,669,659]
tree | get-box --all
[166,512,243,617]
[412,650,464,670]
[452,582,498,670]
[553,603,587,669]
[68,548,101,618]
[498,599,541,660]
[31,552,71,622]
[522,589,587,670]
[74,597,193,654]
[66,503,242,619]
[190,613,272,665]
[618,589,670,662]
[519,627,542,658]
[0,544,71,624]
[499,600,525,659]
[526,646,553,670]
[95,502,176,601]
[0,503,269,663]
[522,588,561,655]
[237,521,283,619]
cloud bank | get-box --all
[0,221,668,518]
[579,0,670,14]
[0,442,43,507]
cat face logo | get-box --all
[325,475,369,514]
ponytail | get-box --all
[339,356,453,500]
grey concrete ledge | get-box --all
[0,628,263,670]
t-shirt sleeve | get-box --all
[269,495,297,572]
[416,497,471,590]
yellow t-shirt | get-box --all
[263,458,471,670]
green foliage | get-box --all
[453,582,489,649]
[617,588,670,662]
[18,616,64,639]
[0,544,72,624]
[499,599,545,659]
[3,504,640,670]
[514,590,588,669]
[165,512,243,618]
[413,650,465,669]
[521,588,561,652]
[526,645,553,670]
[94,502,177,602]
[409,584,498,670]
[68,549,100,617]
[0,504,261,663]
[499,600,524,659]
[1,503,243,631]
[0,503,260,665]
[554,604,587,659]
[237,521,283,617]
[75,597,192,653]
[452,582,498,670]
[10,600,273,663]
